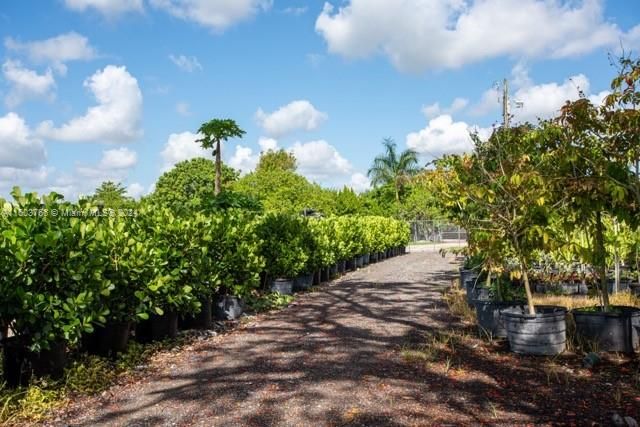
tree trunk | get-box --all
[215,139,222,196]
[594,210,610,308]
[520,258,535,315]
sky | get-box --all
[0,0,639,199]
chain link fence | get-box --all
[409,220,466,244]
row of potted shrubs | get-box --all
[460,266,640,356]
[0,189,410,387]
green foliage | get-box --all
[256,149,297,172]
[256,213,310,279]
[196,119,246,152]
[245,292,294,313]
[90,181,133,208]
[152,158,239,213]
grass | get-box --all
[442,279,476,324]
[532,291,640,310]
[0,338,188,426]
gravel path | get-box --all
[57,252,459,427]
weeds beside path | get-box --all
[52,253,639,426]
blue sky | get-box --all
[0,0,639,199]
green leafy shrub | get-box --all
[256,213,309,280]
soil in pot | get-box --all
[83,321,131,356]
[501,305,567,356]
[474,300,525,338]
[136,311,178,343]
[214,295,244,320]
[181,297,213,330]
[294,273,314,291]
[573,306,640,353]
[270,278,294,295]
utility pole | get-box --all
[502,78,510,129]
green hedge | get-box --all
[0,189,409,351]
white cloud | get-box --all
[422,97,469,119]
[150,0,272,32]
[176,101,191,116]
[0,166,50,193]
[160,131,210,171]
[349,172,370,193]
[2,60,56,107]
[316,0,632,73]
[4,32,96,74]
[256,100,328,137]
[0,112,47,169]
[126,182,145,199]
[37,65,143,143]
[169,54,202,72]
[258,136,278,152]
[228,145,258,174]
[98,147,137,170]
[291,140,352,182]
[407,114,490,158]
[64,0,143,17]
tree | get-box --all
[91,181,131,208]
[367,138,420,203]
[197,119,246,195]
[152,158,239,212]
[256,149,297,172]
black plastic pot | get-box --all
[534,282,546,294]
[363,253,370,265]
[463,277,482,306]
[501,306,567,355]
[346,259,356,271]
[607,281,631,294]
[474,301,525,338]
[572,306,640,353]
[318,268,328,282]
[313,269,321,286]
[136,311,178,343]
[338,260,346,273]
[370,252,378,263]
[83,321,131,356]
[560,282,579,295]
[378,251,385,260]
[181,297,213,330]
[214,295,244,320]
[294,273,314,291]
[329,264,339,279]
[2,338,66,388]
[401,246,407,255]
[356,256,364,268]
[271,278,294,295]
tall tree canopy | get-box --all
[152,158,239,212]
[256,149,297,172]
[91,181,132,208]
[367,138,420,203]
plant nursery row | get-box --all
[0,188,409,388]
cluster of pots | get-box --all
[461,268,640,356]
[270,246,407,295]
[1,293,245,388]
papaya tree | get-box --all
[197,119,246,195]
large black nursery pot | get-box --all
[370,252,378,263]
[329,264,339,279]
[181,297,213,330]
[401,246,407,255]
[459,268,477,289]
[313,269,321,286]
[346,258,356,271]
[136,310,179,343]
[463,275,481,306]
[338,260,346,273]
[363,253,370,265]
[572,306,640,353]
[501,305,567,355]
[607,280,631,294]
[378,251,385,260]
[2,337,67,388]
[271,278,294,295]
[560,282,579,295]
[83,321,131,356]
[356,255,364,268]
[320,267,330,282]
[474,300,525,338]
[214,294,244,320]
[294,273,314,291]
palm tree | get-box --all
[367,138,420,203]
